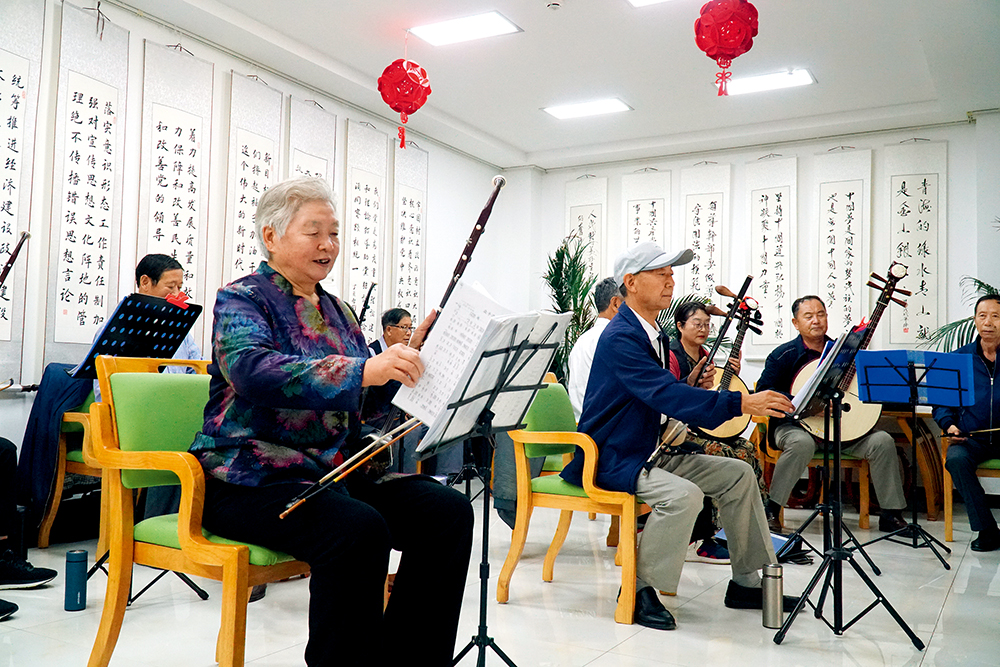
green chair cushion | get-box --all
[979,459,1000,471]
[133,514,296,567]
[110,373,210,489]
[540,455,565,472]
[531,474,588,498]
[522,383,578,459]
[66,448,86,464]
[813,453,862,462]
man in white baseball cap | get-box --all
[561,243,795,630]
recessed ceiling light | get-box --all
[543,98,632,120]
[626,0,679,7]
[725,69,816,95]
[409,12,521,46]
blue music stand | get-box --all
[854,349,974,568]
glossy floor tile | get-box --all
[2,487,997,666]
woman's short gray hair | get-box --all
[255,177,337,260]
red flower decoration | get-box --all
[377,59,432,148]
[694,0,759,95]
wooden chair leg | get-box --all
[858,464,870,530]
[615,504,637,625]
[216,550,251,667]
[88,485,134,667]
[588,512,596,520]
[497,503,533,603]
[97,472,109,555]
[944,465,954,542]
[606,514,620,548]
[38,436,69,549]
[543,510,573,582]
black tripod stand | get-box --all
[852,352,969,570]
[774,389,923,649]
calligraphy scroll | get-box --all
[288,97,337,293]
[393,142,428,318]
[0,0,43,379]
[344,121,388,341]
[885,142,947,344]
[46,4,127,359]
[139,43,213,308]
[565,177,607,278]
[747,158,797,346]
[224,73,282,283]
[679,164,730,300]
[814,149,872,335]
[621,170,669,249]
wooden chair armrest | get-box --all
[508,429,630,504]
[940,436,950,457]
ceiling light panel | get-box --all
[726,69,816,95]
[543,98,632,120]
[410,11,521,46]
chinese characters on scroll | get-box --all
[567,204,601,277]
[395,184,423,316]
[291,148,328,181]
[0,49,29,341]
[54,71,117,344]
[683,193,723,299]
[818,181,864,332]
[229,128,274,278]
[348,167,382,340]
[750,186,792,344]
[146,104,202,295]
[889,174,938,344]
[626,199,663,247]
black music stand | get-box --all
[852,350,973,568]
[774,332,923,650]
[416,322,561,667]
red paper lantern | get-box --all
[377,59,432,148]
[694,0,759,96]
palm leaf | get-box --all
[921,275,999,350]
[655,294,732,352]
[543,234,597,384]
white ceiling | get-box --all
[117,0,1000,169]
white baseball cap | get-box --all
[614,242,694,286]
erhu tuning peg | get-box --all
[890,296,908,308]
[894,287,912,297]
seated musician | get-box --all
[370,307,412,355]
[670,302,769,561]
[934,295,1000,552]
[189,177,473,667]
[757,295,906,533]
[560,242,796,631]
[567,277,622,421]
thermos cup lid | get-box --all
[763,563,782,577]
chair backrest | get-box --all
[96,356,210,490]
[521,383,578,459]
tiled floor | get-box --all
[1,491,997,666]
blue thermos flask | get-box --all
[64,549,87,611]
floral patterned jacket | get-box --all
[190,261,380,486]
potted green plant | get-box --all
[543,235,596,383]
[923,276,998,350]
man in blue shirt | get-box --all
[561,242,795,630]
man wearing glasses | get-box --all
[370,308,413,355]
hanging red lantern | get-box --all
[694,0,759,96]
[377,59,432,148]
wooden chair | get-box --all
[38,393,109,551]
[87,356,309,667]
[496,382,642,625]
[758,417,871,529]
[941,437,1000,542]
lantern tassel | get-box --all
[716,65,732,96]
[398,125,406,149]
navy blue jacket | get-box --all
[933,338,999,449]
[560,304,743,493]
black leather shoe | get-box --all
[634,586,676,630]
[878,512,907,533]
[765,501,783,534]
[971,530,1000,552]
[724,580,799,612]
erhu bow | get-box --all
[280,175,507,519]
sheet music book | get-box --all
[71,293,202,380]
[392,281,571,451]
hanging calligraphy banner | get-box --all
[392,142,428,319]
[679,164,730,300]
[0,0,43,379]
[224,72,282,284]
[46,3,127,360]
[885,142,947,344]
[288,96,337,294]
[813,149,872,337]
[621,170,670,250]
[139,43,213,315]
[746,157,797,347]
[344,121,389,341]
[565,177,607,278]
